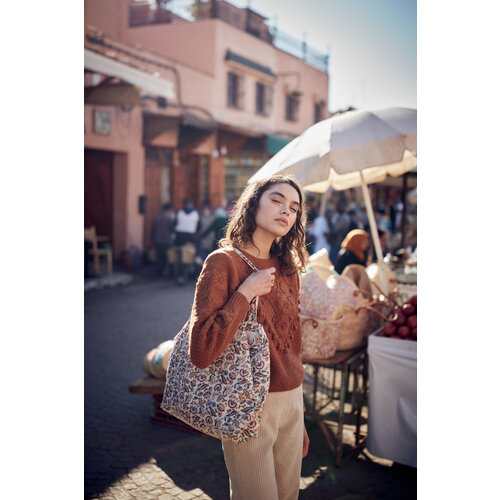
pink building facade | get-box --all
[84,0,329,258]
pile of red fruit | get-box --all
[380,295,417,341]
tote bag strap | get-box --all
[230,247,259,272]
[228,246,260,311]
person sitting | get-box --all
[334,229,369,274]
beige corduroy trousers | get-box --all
[221,385,304,500]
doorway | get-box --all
[84,149,113,243]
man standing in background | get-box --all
[174,198,203,265]
[151,203,176,278]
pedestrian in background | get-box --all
[375,204,392,232]
[334,229,369,274]
[189,175,310,500]
[151,203,176,278]
[327,200,354,265]
[174,198,203,265]
[309,212,330,254]
[199,204,217,260]
[200,206,229,255]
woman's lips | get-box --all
[275,218,288,226]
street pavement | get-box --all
[84,266,416,500]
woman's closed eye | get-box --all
[272,199,297,213]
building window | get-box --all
[255,82,273,116]
[285,93,300,121]
[227,71,245,109]
[314,101,325,123]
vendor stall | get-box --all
[367,333,417,467]
[299,249,417,468]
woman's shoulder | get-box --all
[203,246,240,268]
[196,248,242,286]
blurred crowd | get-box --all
[149,193,416,284]
[150,198,231,284]
[305,195,417,273]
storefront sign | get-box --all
[93,109,111,135]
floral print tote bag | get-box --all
[161,248,270,443]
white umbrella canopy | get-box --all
[248,107,417,294]
[250,107,417,190]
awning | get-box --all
[143,112,180,145]
[266,134,293,154]
[218,122,265,138]
[225,50,275,78]
[181,112,217,131]
[84,49,175,100]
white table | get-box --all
[367,333,417,467]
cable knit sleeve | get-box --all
[188,251,251,369]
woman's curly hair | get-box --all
[220,175,308,273]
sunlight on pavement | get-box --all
[97,458,214,500]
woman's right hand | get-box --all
[238,267,276,303]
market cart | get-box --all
[303,343,369,467]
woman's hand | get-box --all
[237,267,276,302]
[302,426,310,458]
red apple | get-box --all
[398,325,410,338]
[409,295,417,308]
[407,315,417,329]
[401,303,416,316]
[392,311,407,326]
[410,327,417,339]
[383,322,397,336]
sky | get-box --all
[179,0,417,113]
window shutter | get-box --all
[255,82,262,114]
[227,72,234,107]
[264,85,273,116]
[237,74,245,109]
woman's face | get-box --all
[254,182,301,239]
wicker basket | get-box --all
[331,304,370,351]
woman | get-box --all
[334,229,369,274]
[188,175,309,500]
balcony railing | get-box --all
[129,0,329,72]
[270,26,329,73]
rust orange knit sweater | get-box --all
[188,246,304,392]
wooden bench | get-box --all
[129,375,208,437]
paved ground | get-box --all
[84,265,416,500]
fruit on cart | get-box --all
[401,303,416,316]
[393,311,407,326]
[407,315,417,329]
[383,322,397,336]
[398,325,410,338]
[376,294,417,341]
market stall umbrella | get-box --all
[248,107,417,294]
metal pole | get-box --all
[359,170,388,295]
[319,190,329,217]
[400,173,408,248]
